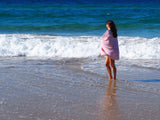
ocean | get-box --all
[0,0,160,37]
[0,0,160,59]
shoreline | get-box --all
[0,57,160,120]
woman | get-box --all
[100,20,119,80]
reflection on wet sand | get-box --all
[100,80,120,120]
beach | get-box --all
[0,57,160,120]
[0,0,160,119]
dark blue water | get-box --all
[0,0,160,37]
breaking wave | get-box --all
[0,34,159,59]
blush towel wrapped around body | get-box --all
[100,30,119,60]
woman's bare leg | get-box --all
[110,58,117,80]
[105,56,112,80]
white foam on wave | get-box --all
[0,34,159,59]
[119,36,160,59]
[0,34,100,58]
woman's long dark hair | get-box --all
[106,20,118,38]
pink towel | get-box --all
[100,30,119,60]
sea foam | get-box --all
[0,34,159,59]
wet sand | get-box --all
[0,57,160,120]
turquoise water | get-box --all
[0,0,160,37]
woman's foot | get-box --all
[108,77,112,80]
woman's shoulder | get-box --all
[107,30,112,34]
[104,30,110,35]
[102,30,112,38]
